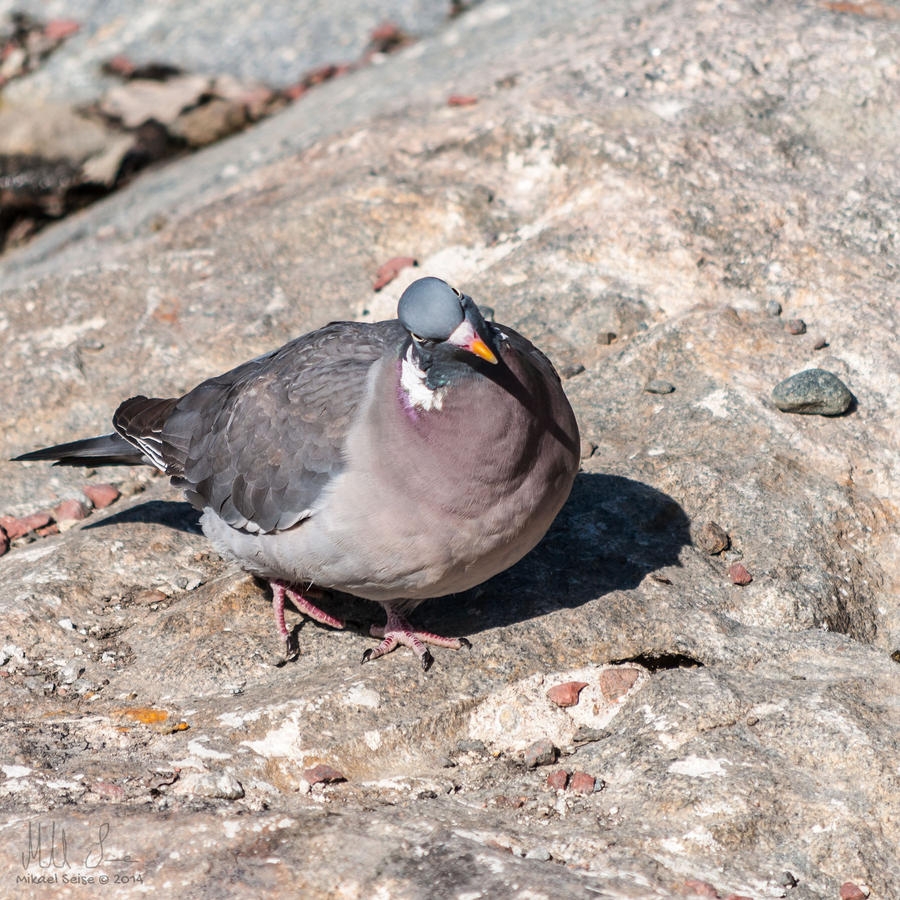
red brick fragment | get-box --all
[0,512,52,540]
[729,563,752,585]
[840,883,868,900]
[83,483,121,509]
[91,782,126,802]
[568,771,596,794]
[44,20,80,41]
[303,764,346,785]
[0,530,8,557]
[684,880,720,898]
[373,256,418,291]
[369,22,412,53]
[36,523,59,537]
[598,667,640,701]
[103,54,137,78]
[546,769,569,790]
[448,94,479,106]
[54,498,89,522]
[546,681,588,707]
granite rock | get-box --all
[0,0,898,896]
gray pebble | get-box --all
[772,369,853,416]
[785,318,806,335]
[59,662,85,684]
[765,300,782,316]
[525,847,552,861]
[524,738,559,768]
[645,380,675,394]
[192,772,245,800]
[456,739,486,754]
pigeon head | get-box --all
[398,277,498,367]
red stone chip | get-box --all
[0,512,52,540]
[598,667,640,702]
[546,681,588,707]
[373,256,418,291]
[83,483,121,509]
[729,563,752,585]
[568,771,595,794]
[303,764,347,785]
[546,770,569,790]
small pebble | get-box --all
[729,562,752,585]
[695,521,730,554]
[560,362,585,379]
[54,498,90,526]
[83,483,121,509]
[59,662,85,684]
[0,531,7,557]
[596,331,617,345]
[572,726,608,743]
[598,667,640,701]
[683,879,719,898]
[840,884,868,900]
[58,618,76,630]
[0,512,52,541]
[91,782,126,802]
[765,300,782,316]
[785,318,806,335]
[447,94,478,106]
[812,337,828,350]
[524,738,559,768]
[645,379,675,394]
[303,764,347,785]
[772,369,853,416]
[546,681,588,707]
[373,256,417,291]
[579,439,597,460]
[192,772,244,800]
[569,771,596,794]
[779,871,798,888]
[456,739,486,754]
[546,769,569,790]
[524,847,552,861]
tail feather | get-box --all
[13,433,147,467]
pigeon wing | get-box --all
[117,320,404,534]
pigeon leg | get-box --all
[270,580,345,656]
[362,606,471,671]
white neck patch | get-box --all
[400,346,445,411]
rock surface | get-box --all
[1,0,899,897]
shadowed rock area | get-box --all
[1,0,898,897]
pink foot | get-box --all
[361,606,471,671]
[271,580,345,658]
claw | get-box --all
[363,606,470,670]
[269,580,344,658]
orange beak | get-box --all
[448,319,499,364]
[465,335,499,365]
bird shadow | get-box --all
[83,499,203,534]
[80,474,690,642]
[414,472,692,637]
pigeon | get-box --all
[15,277,580,670]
